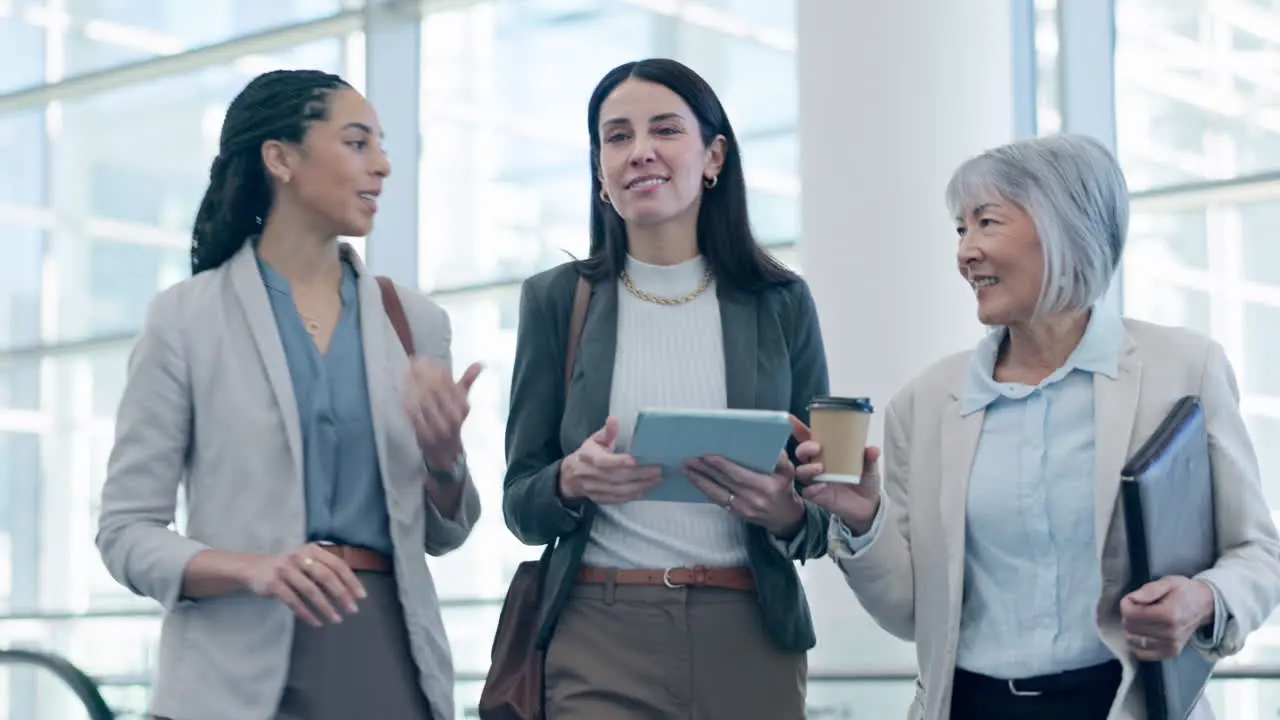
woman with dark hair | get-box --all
[502,58,830,719]
[95,69,481,720]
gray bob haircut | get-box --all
[945,133,1129,316]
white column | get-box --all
[361,0,421,285]
[795,0,1020,694]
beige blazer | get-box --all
[95,242,480,720]
[834,318,1280,720]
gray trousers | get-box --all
[544,581,808,719]
[274,570,432,719]
[153,572,431,720]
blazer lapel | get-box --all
[1093,333,1142,563]
[718,285,758,410]
[349,248,405,505]
[572,278,618,446]
[228,243,303,483]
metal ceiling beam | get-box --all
[0,3,422,115]
[1130,169,1280,212]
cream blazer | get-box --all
[95,242,481,720]
[834,318,1280,720]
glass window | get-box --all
[1244,302,1280,397]
[88,345,128,421]
[417,0,655,294]
[1115,0,1280,191]
[770,243,799,273]
[0,614,162,717]
[1123,275,1213,337]
[0,226,43,351]
[58,38,344,233]
[49,39,345,344]
[80,239,188,341]
[0,431,41,613]
[1127,207,1210,271]
[0,6,45,93]
[1034,0,1061,135]
[85,415,142,605]
[1240,198,1280,286]
[441,603,503,677]
[426,286,541,604]
[0,109,46,207]
[60,0,348,77]
[805,680,914,720]
[417,0,799,291]
[60,615,164,687]
[27,348,149,622]
[694,0,794,34]
[0,359,40,412]
[1250,414,1280,510]
[678,27,797,137]
[1124,196,1280,405]
[0,227,43,411]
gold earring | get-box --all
[704,175,718,189]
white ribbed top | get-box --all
[581,254,750,569]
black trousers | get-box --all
[950,660,1122,720]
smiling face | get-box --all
[955,200,1046,327]
[263,88,391,237]
[595,78,724,229]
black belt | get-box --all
[954,660,1121,697]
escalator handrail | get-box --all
[0,648,115,719]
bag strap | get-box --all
[564,275,590,395]
[377,275,415,357]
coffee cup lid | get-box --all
[809,396,873,413]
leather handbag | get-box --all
[478,275,591,720]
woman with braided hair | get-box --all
[96,69,481,720]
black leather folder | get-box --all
[1120,395,1216,720]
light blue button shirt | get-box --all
[953,307,1123,678]
[257,255,393,556]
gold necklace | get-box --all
[620,267,713,306]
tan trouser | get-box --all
[544,580,807,720]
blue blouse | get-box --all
[257,256,393,556]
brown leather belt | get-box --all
[318,544,393,573]
[578,565,755,592]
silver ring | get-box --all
[1139,636,1148,649]
[725,493,735,509]
[301,556,315,569]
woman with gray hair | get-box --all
[797,134,1280,719]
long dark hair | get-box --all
[190,69,351,274]
[581,58,795,290]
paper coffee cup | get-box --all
[807,396,873,484]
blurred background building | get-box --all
[0,0,1279,717]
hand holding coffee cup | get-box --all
[806,396,874,483]
[796,396,881,535]
[796,443,882,536]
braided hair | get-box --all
[190,69,351,274]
